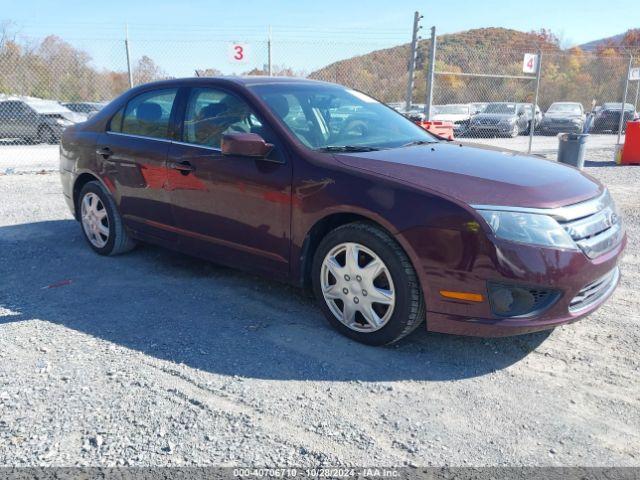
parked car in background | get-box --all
[60,77,624,345]
[63,101,107,118]
[522,104,542,133]
[431,103,473,135]
[468,102,530,137]
[590,103,638,133]
[539,102,585,134]
[0,97,81,143]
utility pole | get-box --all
[405,11,422,111]
[267,25,273,76]
[125,24,133,88]
[617,55,633,146]
[424,26,437,120]
[528,51,542,155]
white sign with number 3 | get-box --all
[523,53,538,74]
[228,43,249,64]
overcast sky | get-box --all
[3,0,639,75]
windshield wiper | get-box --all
[316,145,381,152]
[401,140,439,147]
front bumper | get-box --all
[469,124,514,134]
[400,225,626,337]
[540,123,582,134]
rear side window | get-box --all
[121,88,178,139]
[109,108,124,132]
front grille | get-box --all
[478,118,500,125]
[569,267,619,313]
[558,191,624,259]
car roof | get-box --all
[136,76,335,90]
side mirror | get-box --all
[221,132,273,158]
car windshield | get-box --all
[436,105,469,115]
[484,103,517,114]
[547,103,582,114]
[602,103,634,111]
[248,83,437,150]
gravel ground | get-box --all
[0,153,638,467]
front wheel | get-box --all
[78,181,136,255]
[509,123,520,138]
[311,223,425,345]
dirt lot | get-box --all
[0,150,638,467]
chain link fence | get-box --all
[0,28,638,170]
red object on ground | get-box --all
[416,120,455,140]
[621,121,640,165]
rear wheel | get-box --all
[78,181,136,256]
[311,222,425,345]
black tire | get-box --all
[311,222,425,346]
[77,181,136,256]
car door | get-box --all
[96,87,179,244]
[15,102,38,139]
[0,101,22,138]
[519,105,530,131]
[0,102,12,138]
[166,86,293,278]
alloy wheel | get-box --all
[81,192,109,248]
[320,242,395,332]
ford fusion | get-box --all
[59,77,625,345]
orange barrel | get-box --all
[621,120,640,165]
[417,120,455,140]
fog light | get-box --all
[487,282,560,318]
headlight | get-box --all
[500,117,516,125]
[478,210,577,250]
[55,118,74,127]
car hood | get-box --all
[543,112,583,121]
[432,114,469,122]
[335,142,602,208]
[473,113,517,121]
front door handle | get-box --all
[170,161,195,175]
[96,147,112,159]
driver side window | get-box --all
[183,88,264,149]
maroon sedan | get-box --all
[60,77,625,345]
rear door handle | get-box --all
[170,161,195,174]
[96,147,112,159]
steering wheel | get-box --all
[339,118,369,138]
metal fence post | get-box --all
[405,11,421,111]
[635,79,640,112]
[124,24,133,88]
[267,26,273,76]
[617,55,633,146]
[527,51,542,155]
[424,26,437,121]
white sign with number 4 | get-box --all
[523,53,539,74]
[228,43,249,64]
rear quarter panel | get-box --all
[60,126,100,217]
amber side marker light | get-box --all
[439,290,485,302]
